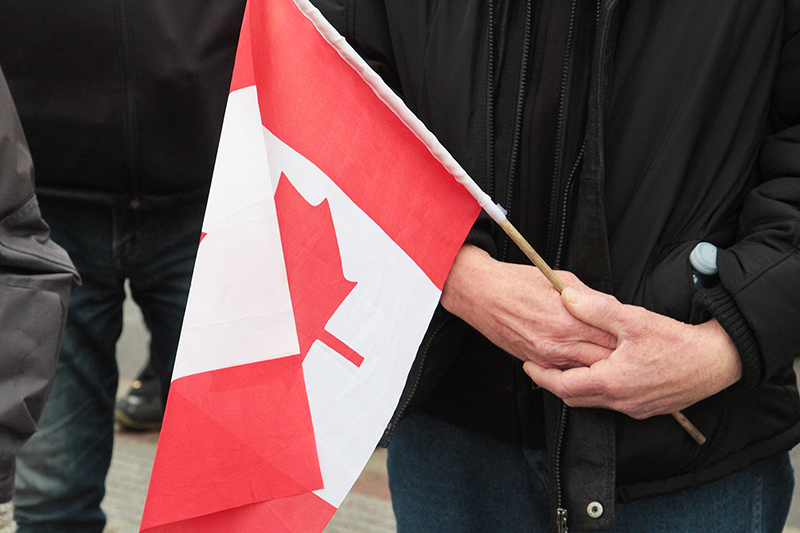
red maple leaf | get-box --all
[274,172,364,367]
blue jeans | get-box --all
[14,197,204,533]
[388,412,795,533]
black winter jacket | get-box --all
[314,0,800,531]
[0,1,246,208]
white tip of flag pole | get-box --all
[477,194,508,224]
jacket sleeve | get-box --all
[694,6,800,387]
[0,65,79,502]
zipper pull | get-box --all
[557,507,569,533]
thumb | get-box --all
[561,286,623,335]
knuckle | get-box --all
[531,337,557,361]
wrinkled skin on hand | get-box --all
[523,286,743,419]
[441,245,743,419]
[440,245,617,369]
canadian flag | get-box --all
[139,0,485,531]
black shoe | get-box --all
[115,369,163,431]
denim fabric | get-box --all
[14,197,204,533]
[388,412,795,533]
[388,412,550,533]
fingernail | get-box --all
[564,287,584,305]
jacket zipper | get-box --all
[550,1,580,530]
[486,0,495,199]
[503,0,533,213]
[552,3,610,531]
[546,0,580,262]
[500,0,533,261]
[555,403,569,533]
[379,316,451,447]
[119,0,141,207]
[553,141,585,267]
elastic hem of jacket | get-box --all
[691,283,761,388]
[34,186,210,209]
[464,227,498,257]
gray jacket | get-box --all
[0,66,79,503]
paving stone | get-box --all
[324,493,396,533]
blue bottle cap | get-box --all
[690,242,718,276]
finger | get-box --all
[557,341,614,368]
[572,324,618,351]
[522,362,566,396]
[561,286,625,336]
[523,361,606,400]
[562,395,607,409]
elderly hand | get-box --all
[523,286,743,419]
[441,245,616,369]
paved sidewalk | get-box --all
[102,429,395,533]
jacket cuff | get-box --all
[462,214,498,257]
[692,284,761,388]
[463,228,496,256]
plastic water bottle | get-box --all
[690,242,718,289]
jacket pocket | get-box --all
[0,196,75,274]
[0,280,69,452]
[641,241,697,323]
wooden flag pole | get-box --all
[499,219,567,292]
[498,219,707,445]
